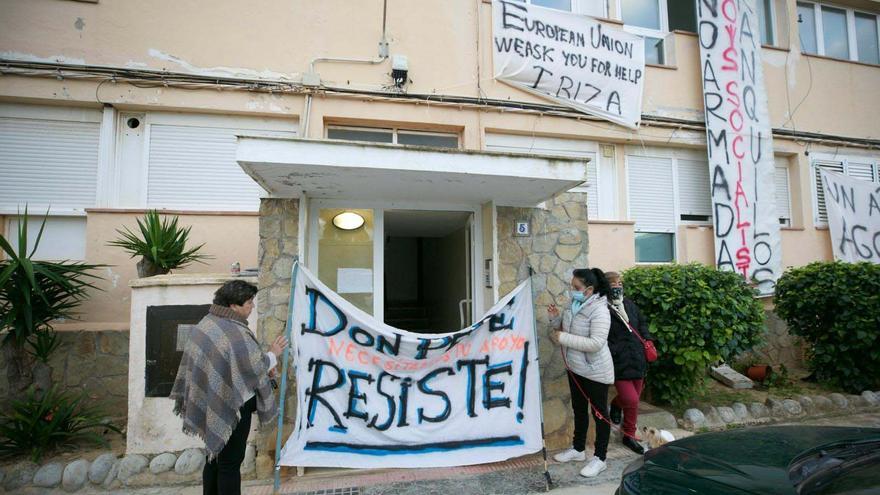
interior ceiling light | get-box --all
[332,211,365,230]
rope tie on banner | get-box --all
[559,348,643,442]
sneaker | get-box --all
[623,436,645,455]
[610,404,622,424]
[579,456,608,478]
[553,448,587,463]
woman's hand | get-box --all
[269,335,289,360]
[549,330,562,346]
[547,304,560,319]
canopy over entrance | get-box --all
[236,137,588,206]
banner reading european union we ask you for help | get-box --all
[492,0,645,129]
[278,265,542,468]
[821,169,880,263]
[696,0,782,295]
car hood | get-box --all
[642,426,880,494]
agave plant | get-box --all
[107,210,211,277]
[0,386,121,462]
[0,207,104,351]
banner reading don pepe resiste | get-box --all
[278,264,542,468]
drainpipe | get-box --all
[300,0,390,137]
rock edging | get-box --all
[678,389,880,431]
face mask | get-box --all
[570,290,586,303]
[610,287,623,300]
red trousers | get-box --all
[611,378,644,437]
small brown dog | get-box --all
[641,426,675,449]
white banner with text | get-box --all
[697,0,782,295]
[278,264,542,468]
[821,169,880,263]
[492,0,645,128]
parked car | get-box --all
[616,426,880,494]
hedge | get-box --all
[622,263,765,405]
[774,261,880,393]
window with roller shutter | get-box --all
[812,154,879,226]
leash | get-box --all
[559,347,642,442]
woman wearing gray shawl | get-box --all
[171,280,287,495]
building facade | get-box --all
[2,0,880,470]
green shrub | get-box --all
[774,261,880,393]
[622,264,766,405]
[0,386,121,462]
[108,210,210,277]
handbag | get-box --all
[612,306,658,363]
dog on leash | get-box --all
[641,426,675,449]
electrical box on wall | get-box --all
[484,259,493,288]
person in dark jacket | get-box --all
[605,271,653,455]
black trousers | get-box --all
[203,396,257,495]
[567,372,610,460]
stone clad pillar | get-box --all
[496,192,591,449]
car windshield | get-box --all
[790,439,880,494]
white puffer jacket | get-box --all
[553,296,614,385]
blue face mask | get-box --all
[570,290,586,302]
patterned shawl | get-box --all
[170,305,277,460]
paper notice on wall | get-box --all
[337,268,373,294]
[491,0,645,128]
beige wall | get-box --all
[586,221,635,271]
[1,0,877,327]
[75,210,259,327]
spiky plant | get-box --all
[107,210,210,276]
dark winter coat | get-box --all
[606,298,653,381]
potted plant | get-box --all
[108,210,211,277]
[0,207,104,394]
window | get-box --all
[627,149,716,263]
[775,166,792,227]
[757,0,777,45]
[798,2,880,64]
[812,154,879,225]
[0,103,101,214]
[327,126,459,149]
[5,216,87,261]
[145,114,297,211]
[508,0,606,17]
[620,0,668,65]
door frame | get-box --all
[307,199,484,326]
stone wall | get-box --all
[255,198,300,476]
[0,331,129,417]
[737,309,808,372]
[496,192,591,450]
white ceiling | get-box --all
[384,210,471,238]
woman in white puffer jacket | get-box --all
[547,267,614,479]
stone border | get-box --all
[678,390,880,431]
[0,446,257,493]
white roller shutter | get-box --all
[774,166,791,224]
[0,109,100,212]
[847,159,876,182]
[484,134,598,218]
[676,158,711,219]
[627,155,675,232]
[146,123,296,211]
[813,158,845,224]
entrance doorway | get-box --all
[384,210,472,333]
[308,203,479,333]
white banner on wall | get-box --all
[278,264,542,468]
[820,169,880,263]
[491,0,645,129]
[696,0,782,295]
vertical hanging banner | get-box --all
[492,0,645,129]
[820,169,880,263]
[696,0,782,295]
[278,264,542,468]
